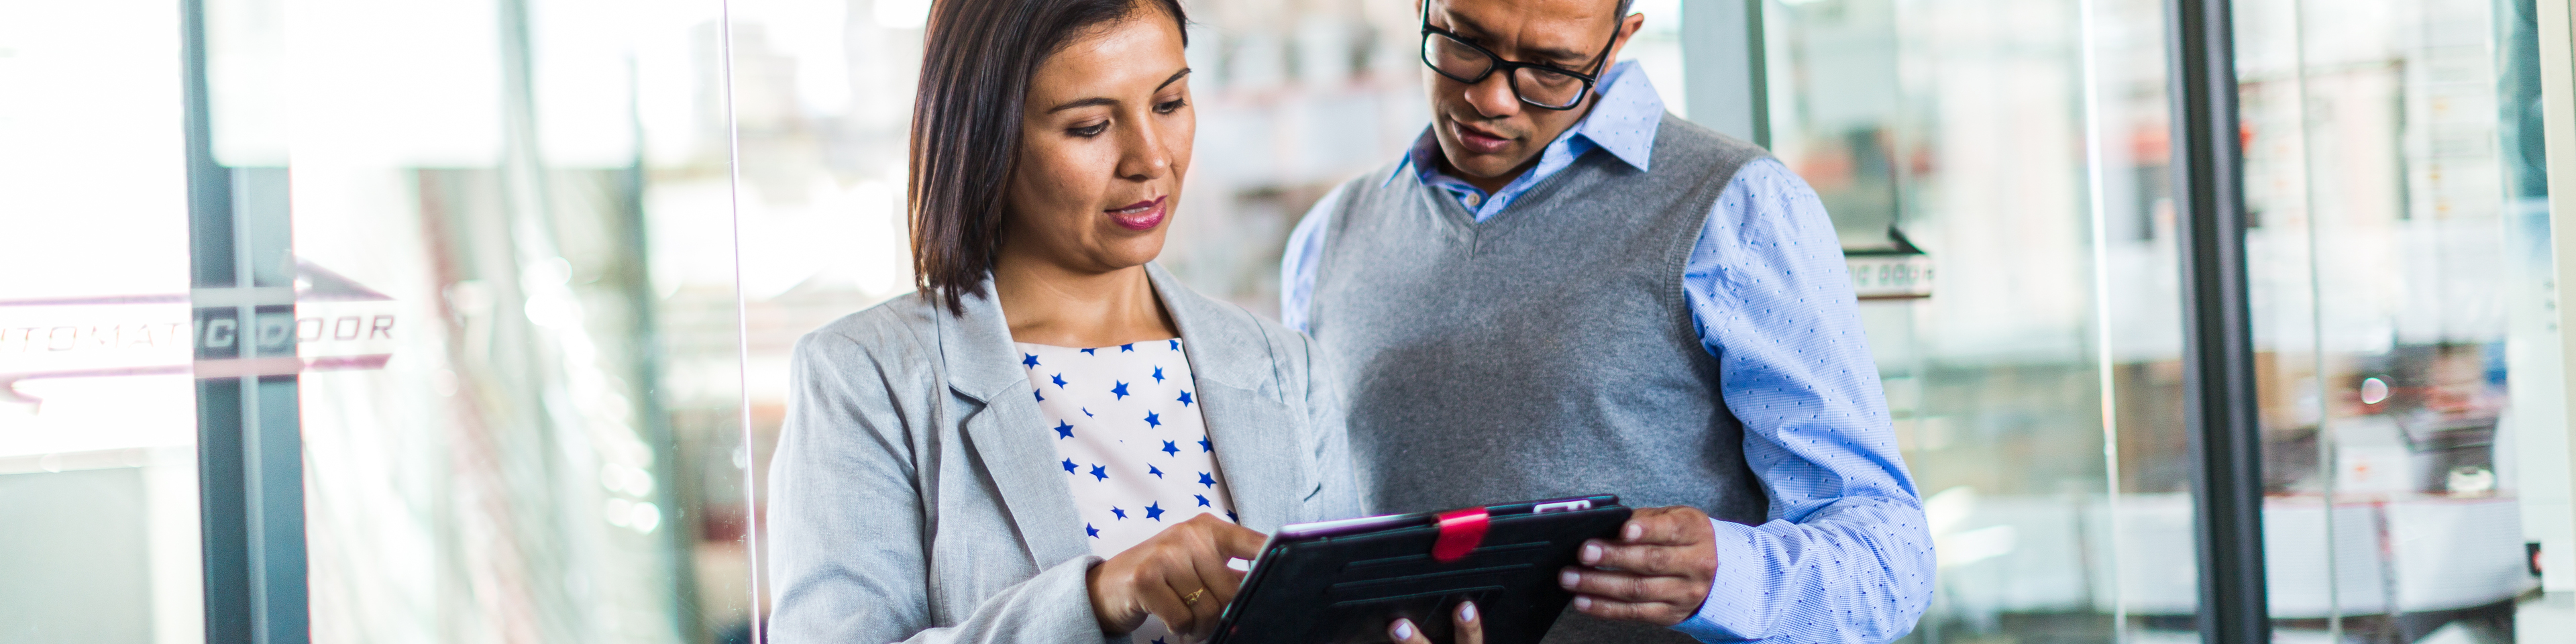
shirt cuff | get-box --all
[1670,518,1767,642]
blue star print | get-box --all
[1034,389,1044,402]
[1016,337,1237,598]
[1226,511,1238,522]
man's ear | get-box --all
[1608,12,1646,62]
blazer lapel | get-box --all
[1150,265,1317,533]
[936,282,1089,568]
[938,266,1320,562]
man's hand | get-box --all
[1557,505,1717,626]
[1387,600,1481,644]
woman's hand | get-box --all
[1087,514,1267,641]
[1388,600,1483,644]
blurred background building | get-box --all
[2,0,2573,643]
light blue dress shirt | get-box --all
[1279,61,1935,643]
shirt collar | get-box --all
[1390,59,1666,186]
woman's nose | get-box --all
[1116,125,1172,181]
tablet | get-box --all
[1209,495,1630,644]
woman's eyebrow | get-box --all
[1046,97,1118,113]
[1045,68,1192,113]
[1155,67,1191,91]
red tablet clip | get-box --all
[1432,507,1489,563]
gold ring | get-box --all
[1183,588,1208,605]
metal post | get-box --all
[2162,0,2269,641]
[182,0,307,641]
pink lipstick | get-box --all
[1108,196,1167,231]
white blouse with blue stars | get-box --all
[1016,339,1237,644]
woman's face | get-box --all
[1000,10,1195,274]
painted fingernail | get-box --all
[1582,543,1603,563]
[1391,619,1415,641]
[1559,570,1580,588]
[1574,596,1593,610]
[1459,600,1479,623]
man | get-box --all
[1279,0,1934,641]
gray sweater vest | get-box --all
[1307,114,1771,643]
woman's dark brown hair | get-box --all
[908,0,1189,315]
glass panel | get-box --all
[1760,0,2181,641]
[189,0,759,641]
[2237,0,2565,639]
[0,1,206,641]
[1155,0,1434,313]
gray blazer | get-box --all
[767,264,1360,643]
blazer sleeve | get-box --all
[1292,331,1364,521]
[766,328,1116,644]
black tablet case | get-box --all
[1210,496,1631,644]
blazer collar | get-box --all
[1149,265,1311,533]
[935,264,1316,564]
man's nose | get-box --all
[1463,72,1521,119]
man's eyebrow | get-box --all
[1044,68,1193,113]
[1438,10,1589,62]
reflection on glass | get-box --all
[189,0,757,641]
[1771,0,2567,639]
[1762,0,2182,641]
[0,1,205,642]
[2238,0,2562,639]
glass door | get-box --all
[0,3,204,641]
[2237,0,2565,640]
[1761,0,2569,641]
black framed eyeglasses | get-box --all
[1417,0,1622,110]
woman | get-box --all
[764,0,1373,641]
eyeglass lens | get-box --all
[1420,32,1588,109]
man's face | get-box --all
[1421,0,1640,183]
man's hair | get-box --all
[907,0,1190,315]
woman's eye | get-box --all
[1069,122,1108,137]
[1155,99,1187,113]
